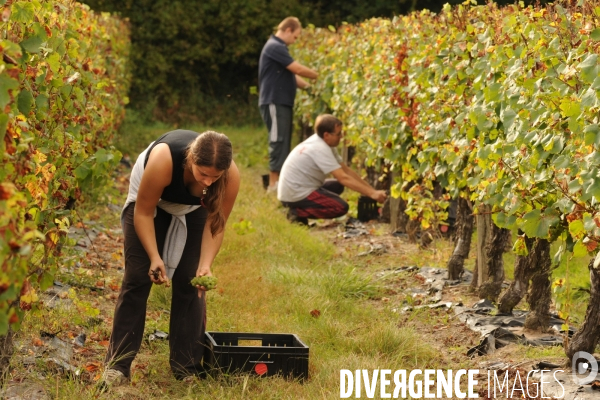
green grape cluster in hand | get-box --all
[190,276,218,290]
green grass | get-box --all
[11,121,595,398]
[112,110,174,160]
[113,115,270,172]
[10,123,441,399]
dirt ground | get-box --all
[310,218,582,399]
[35,216,491,389]
[314,218,483,359]
[7,172,591,399]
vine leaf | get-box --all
[569,219,585,241]
[573,240,588,257]
[20,35,43,54]
[17,90,33,115]
[10,1,35,23]
[493,211,517,229]
[0,75,19,109]
[512,235,528,256]
[584,124,600,146]
[520,209,559,239]
[577,54,599,84]
[47,53,61,74]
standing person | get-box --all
[100,130,240,388]
[277,114,387,225]
[259,16,318,192]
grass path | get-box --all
[10,126,440,399]
[149,126,441,398]
[9,124,578,399]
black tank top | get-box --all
[144,130,201,205]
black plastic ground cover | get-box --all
[457,300,573,357]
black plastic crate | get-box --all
[357,195,379,222]
[204,332,309,380]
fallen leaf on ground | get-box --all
[85,361,102,372]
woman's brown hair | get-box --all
[186,131,232,236]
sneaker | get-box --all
[98,368,127,391]
[176,369,208,382]
[182,375,195,383]
[286,208,308,225]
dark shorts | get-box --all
[281,179,349,219]
[260,104,293,172]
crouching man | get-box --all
[277,114,387,225]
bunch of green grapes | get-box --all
[190,276,217,290]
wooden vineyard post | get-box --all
[341,142,349,165]
[389,171,401,232]
[476,205,491,288]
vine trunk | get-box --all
[523,238,552,331]
[498,235,535,314]
[566,258,600,360]
[447,197,473,280]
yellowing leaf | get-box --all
[20,288,38,304]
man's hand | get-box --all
[296,75,312,90]
[370,190,388,204]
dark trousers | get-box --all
[282,179,349,219]
[105,203,208,379]
[260,104,293,172]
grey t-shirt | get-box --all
[258,35,296,107]
[278,134,343,202]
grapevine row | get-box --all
[0,0,130,333]
[293,0,600,359]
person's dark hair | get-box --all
[315,114,342,138]
[186,131,233,236]
[277,17,301,33]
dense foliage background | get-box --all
[82,0,549,125]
